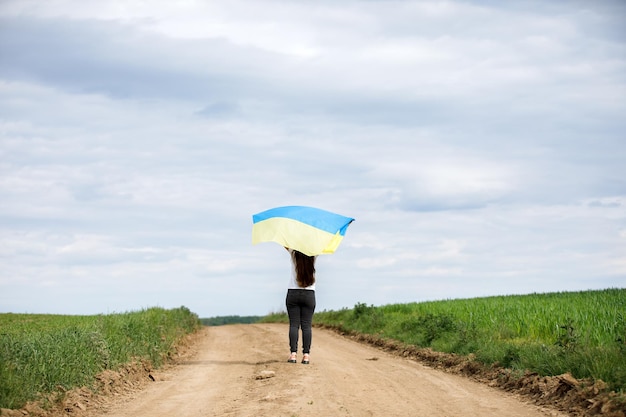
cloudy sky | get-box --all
[1,0,624,318]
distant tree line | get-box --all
[200,315,262,326]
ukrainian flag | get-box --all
[252,206,355,256]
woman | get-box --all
[285,248,317,364]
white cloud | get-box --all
[0,0,624,316]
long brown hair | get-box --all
[291,250,316,288]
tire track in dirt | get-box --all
[93,324,567,417]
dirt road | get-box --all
[94,323,566,417]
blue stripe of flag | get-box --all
[252,206,354,235]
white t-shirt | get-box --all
[287,249,316,290]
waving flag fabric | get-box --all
[252,206,355,256]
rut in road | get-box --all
[95,323,566,417]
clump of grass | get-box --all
[296,288,626,392]
[0,306,200,409]
[258,311,288,323]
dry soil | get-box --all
[87,323,568,417]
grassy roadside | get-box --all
[263,288,626,392]
[0,306,201,410]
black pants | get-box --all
[286,289,316,354]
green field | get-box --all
[265,288,626,391]
[0,306,201,409]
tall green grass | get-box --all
[266,289,626,391]
[0,306,201,409]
